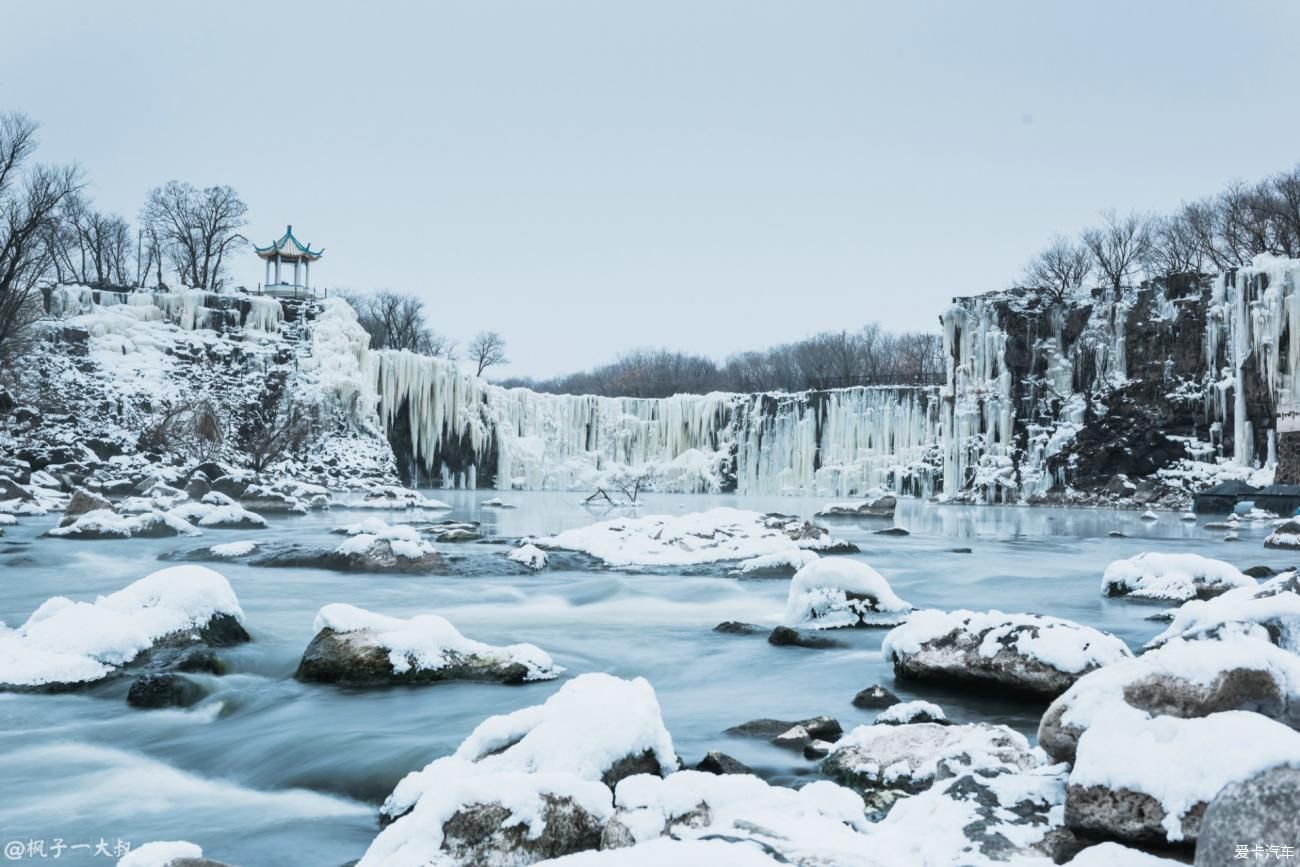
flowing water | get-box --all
[0,493,1289,866]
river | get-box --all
[0,493,1281,866]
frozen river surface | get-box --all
[0,492,1286,866]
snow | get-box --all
[313,603,559,681]
[876,700,947,725]
[540,838,786,866]
[1140,510,1158,521]
[1101,552,1255,601]
[535,508,848,568]
[116,842,204,867]
[47,508,201,539]
[1070,710,1300,841]
[170,500,268,529]
[208,540,259,558]
[507,543,548,570]
[882,609,1132,674]
[482,496,517,508]
[116,841,205,867]
[1064,843,1182,866]
[783,558,912,628]
[365,674,677,866]
[0,566,243,687]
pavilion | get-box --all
[254,225,323,297]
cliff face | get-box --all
[939,256,1300,505]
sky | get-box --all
[3,1,1300,379]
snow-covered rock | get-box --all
[1147,571,1300,651]
[59,488,112,525]
[816,490,897,519]
[1140,510,1159,521]
[254,518,447,574]
[1194,765,1300,867]
[1039,635,1300,763]
[115,841,209,867]
[535,508,855,568]
[170,493,268,529]
[294,603,561,686]
[1065,711,1300,846]
[362,674,677,866]
[1066,842,1182,866]
[1264,518,1300,549]
[875,700,948,726]
[1102,552,1255,602]
[882,609,1132,697]
[731,548,820,577]
[0,565,248,690]
[482,496,517,509]
[782,558,912,629]
[821,721,1040,803]
[852,684,900,709]
[508,543,548,570]
[594,771,872,865]
[47,508,200,539]
[338,484,451,511]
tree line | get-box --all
[1019,163,1300,302]
[496,326,945,398]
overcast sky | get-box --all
[4,1,1300,378]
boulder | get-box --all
[1265,519,1300,549]
[725,716,843,742]
[294,604,560,687]
[251,540,448,574]
[1102,552,1255,601]
[875,700,947,726]
[1147,571,1300,652]
[1194,766,1300,866]
[47,508,199,540]
[127,673,208,709]
[439,796,605,865]
[1039,636,1300,763]
[852,684,900,709]
[694,751,752,775]
[713,621,765,635]
[767,625,843,648]
[883,609,1132,697]
[822,722,1039,805]
[1065,711,1300,848]
[816,493,897,519]
[59,488,112,526]
[783,558,912,629]
[874,526,910,536]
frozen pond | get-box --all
[0,492,1288,866]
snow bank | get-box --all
[1070,711,1300,842]
[1064,842,1181,866]
[365,674,677,866]
[783,558,912,628]
[0,566,243,688]
[313,603,559,681]
[535,508,849,568]
[1102,552,1254,601]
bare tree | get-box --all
[1146,211,1207,277]
[0,113,82,375]
[1082,210,1153,293]
[236,374,317,473]
[339,289,456,357]
[140,181,247,289]
[469,330,508,376]
[1022,235,1091,302]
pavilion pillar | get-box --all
[294,259,300,288]
[305,259,310,291]
[274,254,281,285]
[264,258,271,287]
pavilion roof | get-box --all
[254,225,323,260]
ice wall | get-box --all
[366,349,940,495]
[47,285,285,336]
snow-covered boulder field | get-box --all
[815,490,897,519]
[1101,552,1255,602]
[821,720,1039,805]
[294,604,561,686]
[882,609,1132,697]
[360,674,678,866]
[1038,635,1300,763]
[0,565,249,692]
[1065,711,1300,847]
[782,558,912,629]
[1146,571,1300,651]
[532,508,856,571]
